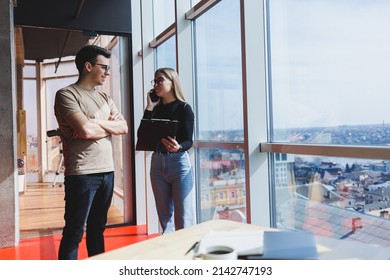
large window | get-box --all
[198,148,246,223]
[153,0,175,36]
[193,0,246,223]
[156,35,177,70]
[268,0,390,144]
[267,0,390,248]
[23,62,38,174]
[108,37,127,220]
[194,0,243,141]
[134,0,390,252]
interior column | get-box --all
[0,0,19,248]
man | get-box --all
[54,45,128,260]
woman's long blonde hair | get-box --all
[155,68,186,102]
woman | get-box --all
[142,67,195,234]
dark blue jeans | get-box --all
[150,151,194,234]
[58,172,114,260]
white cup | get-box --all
[201,245,237,260]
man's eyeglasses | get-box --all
[151,77,166,86]
[95,63,110,74]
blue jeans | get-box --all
[150,151,195,234]
[58,172,114,260]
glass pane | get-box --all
[44,59,78,77]
[23,79,38,174]
[23,64,36,79]
[197,148,246,223]
[109,39,125,224]
[194,0,243,141]
[153,0,175,36]
[268,0,390,145]
[156,35,176,70]
[274,153,390,249]
[46,77,77,172]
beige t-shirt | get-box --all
[54,84,119,176]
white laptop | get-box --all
[259,230,319,259]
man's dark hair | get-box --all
[75,45,111,73]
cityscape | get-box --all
[283,122,390,216]
[285,122,390,146]
[199,123,390,248]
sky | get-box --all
[188,0,390,132]
[192,0,390,133]
[269,0,390,129]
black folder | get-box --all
[136,119,180,151]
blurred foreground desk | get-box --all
[89,220,390,260]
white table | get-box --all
[89,220,390,260]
